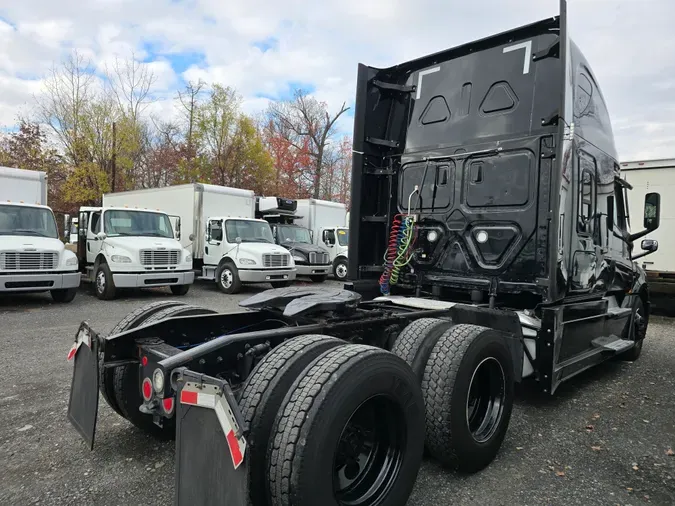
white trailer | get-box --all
[0,166,80,302]
[104,184,296,294]
[295,198,349,280]
[621,158,675,294]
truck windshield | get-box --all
[225,220,274,243]
[277,225,312,244]
[103,210,174,238]
[337,228,349,247]
[0,205,58,238]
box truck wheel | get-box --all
[216,261,242,294]
[268,345,425,506]
[239,334,346,506]
[170,284,190,296]
[94,261,116,300]
[112,304,217,438]
[391,318,454,382]
[422,324,515,473]
[333,257,348,280]
[101,301,188,417]
[50,287,77,303]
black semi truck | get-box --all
[67,2,661,505]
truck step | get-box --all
[591,336,634,353]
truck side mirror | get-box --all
[96,231,107,241]
[641,239,658,253]
[643,193,660,231]
[632,238,659,261]
[175,217,181,240]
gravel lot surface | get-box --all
[0,282,673,506]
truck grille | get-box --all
[263,253,290,268]
[0,252,58,270]
[140,249,180,266]
[309,252,330,265]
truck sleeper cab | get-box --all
[67,2,663,505]
[76,207,194,300]
[0,201,80,302]
[203,216,297,293]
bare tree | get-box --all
[35,51,96,165]
[176,80,206,158]
[267,90,349,198]
[105,54,157,123]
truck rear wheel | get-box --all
[391,317,454,382]
[100,300,188,418]
[50,287,77,303]
[267,345,425,506]
[216,261,242,294]
[113,304,217,439]
[239,334,346,506]
[333,258,348,281]
[422,324,514,473]
[94,262,116,300]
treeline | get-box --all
[0,52,352,215]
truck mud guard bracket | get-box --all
[448,304,525,381]
[174,369,248,506]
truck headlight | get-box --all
[66,257,78,266]
[185,253,192,263]
[153,369,165,393]
[239,258,256,265]
[111,255,132,263]
[292,254,305,262]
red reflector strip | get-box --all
[67,344,77,361]
[226,430,243,468]
[141,356,148,366]
[180,390,198,405]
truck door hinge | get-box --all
[372,80,416,94]
[532,39,560,62]
[366,137,400,149]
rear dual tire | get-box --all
[267,345,425,506]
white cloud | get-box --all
[0,0,674,159]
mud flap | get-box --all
[174,371,248,506]
[67,322,99,450]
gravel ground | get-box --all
[0,282,673,506]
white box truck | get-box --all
[103,184,296,294]
[622,158,675,294]
[0,166,80,302]
[295,198,350,280]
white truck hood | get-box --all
[0,235,65,253]
[102,236,183,253]
[235,242,289,257]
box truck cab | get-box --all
[295,198,350,280]
[103,184,297,294]
[256,196,331,283]
[0,167,79,302]
[74,206,194,300]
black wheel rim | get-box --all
[333,396,405,506]
[466,357,506,443]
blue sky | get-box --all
[1,0,675,159]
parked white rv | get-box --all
[103,184,296,294]
[295,199,349,280]
[622,158,675,294]
[0,166,80,302]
